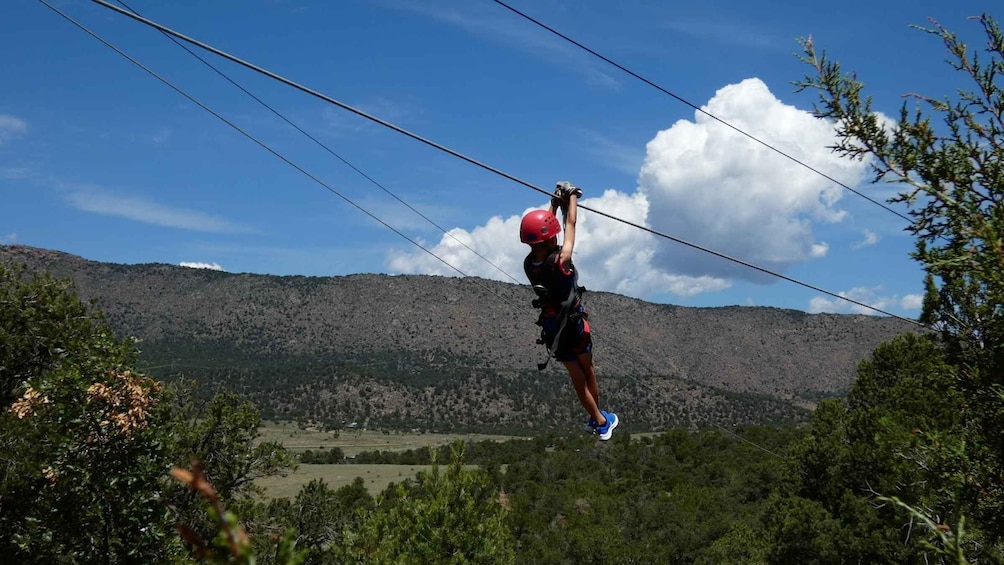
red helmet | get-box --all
[520,209,561,244]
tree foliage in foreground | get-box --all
[784,12,1004,562]
[0,266,134,409]
[767,333,963,563]
[0,264,296,563]
[0,264,523,564]
[0,264,181,563]
[331,445,515,565]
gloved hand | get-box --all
[551,182,567,209]
[554,181,583,200]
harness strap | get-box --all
[536,282,583,371]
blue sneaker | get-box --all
[596,411,618,441]
[584,417,598,434]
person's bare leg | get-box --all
[562,359,605,426]
[577,352,599,409]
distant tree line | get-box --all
[298,447,345,464]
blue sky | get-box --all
[1,0,991,315]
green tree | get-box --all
[0,265,298,563]
[793,13,1004,560]
[333,444,515,564]
[768,335,966,563]
[172,390,295,502]
[698,522,770,565]
[0,265,134,408]
[170,463,308,565]
[168,389,296,549]
[293,478,372,564]
[0,264,182,563]
[242,476,374,565]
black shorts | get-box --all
[541,307,592,362]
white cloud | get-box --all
[388,190,730,297]
[180,261,224,271]
[808,286,921,316]
[389,78,873,300]
[566,189,730,297]
[638,78,866,282]
[388,212,527,283]
[852,229,880,249]
[0,115,27,145]
[0,233,16,244]
[900,293,924,310]
[6,173,252,234]
[59,184,253,234]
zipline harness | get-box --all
[522,192,588,370]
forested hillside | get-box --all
[0,244,916,431]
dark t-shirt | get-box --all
[524,247,577,318]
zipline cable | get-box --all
[40,0,558,366]
[38,0,474,283]
[45,4,862,460]
[81,0,926,326]
[111,0,524,287]
[491,0,914,225]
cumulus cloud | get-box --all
[0,115,27,145]
[388,213,528,283]
[390,78,872,299]
[180,262,224,271]
[388,190,729,296]
[638,78,865,281]
[808,286,923,315]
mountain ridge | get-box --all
[1,244,918,431]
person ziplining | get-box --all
[521,182,619,440]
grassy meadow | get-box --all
[256,464,445,498]
[255,421,518,497]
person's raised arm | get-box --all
[559,194,578,269]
